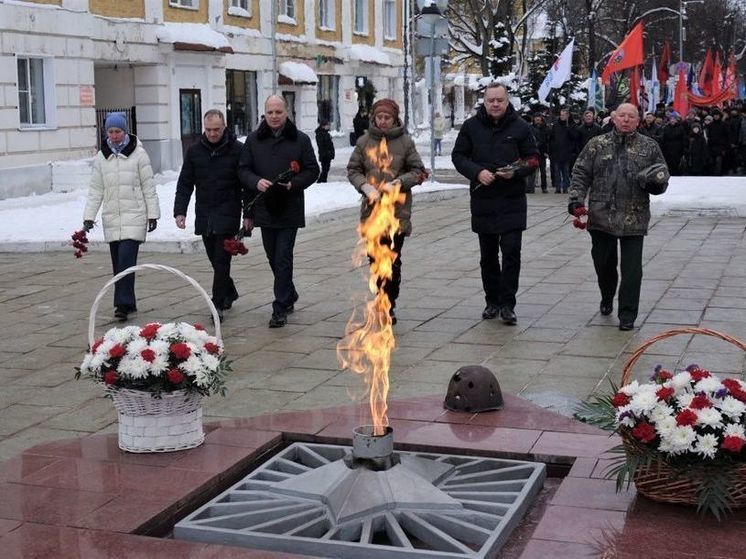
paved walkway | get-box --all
[1,191,745,462]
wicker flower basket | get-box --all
[620,327,746,507]
[89,264,223,453]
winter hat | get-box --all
[668,111,681,119]
[371,98,400,120]
[104,112,127,132]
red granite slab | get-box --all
[202,428,282,451]
[0,455,62,483]
[212,407,350,435]
[0,518,22,536]
[530,430,619,461]
[0,483,115,526]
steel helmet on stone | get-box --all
[443,365,503,412]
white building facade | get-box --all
[0,0,406,198]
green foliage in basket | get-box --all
[76,322,230,398]
[576,365,746,520]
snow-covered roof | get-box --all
[279,61,318,84]
[156,23,233,53]
[348,44,392,66]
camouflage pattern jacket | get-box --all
[569,129,669,237]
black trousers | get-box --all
[261,227,299,315]
[318,158,332,183]
[369,232,405,310]
[589,230,644,323]
[202,234,237,310]
[478,230,522,310]
[109,240,140,311]
[534,154,547,191]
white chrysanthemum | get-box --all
[658,437,674,453]
[620,381,640,396]
[695,376,723,394]
[180,355,203,376]
[696,407,723,429]
[149,355,170,373]
[724,424,746,438]
[200,353,220,372]
[90,340,115,370]
[104,325,139,345]
[126,338,148,357]
[655,415,677,435]
[80,352,94,373]
[649,404,674,424]
[156,323,180,340]
[149,339,170,357]
[630,390,659,415]
[671,372,693,390]
[664,425,697,454]
[615,405,635,428]
[118,355,150,379]
[694,433,719,459]
[194,369,210,388]
[676,393,695,409]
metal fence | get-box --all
[95,107,137,150]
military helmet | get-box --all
[444,365,503,413]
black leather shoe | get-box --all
[223,293,238,310]
[499,307,518,325]
[389,308,397,325]
[600,301,613,316]
[114,307,128,321]
[269,313,287,328]
[619,321,635,331]
[482,304,499,320]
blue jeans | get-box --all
[109,240,140,311]
[261,227,299,315]
[552,161,570,192]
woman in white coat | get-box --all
[83,112,160,320]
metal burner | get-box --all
[174,439,546,559]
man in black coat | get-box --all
[530,114,549,193]
[174,109,245,322]
[547,108,576,193]
[239,95,320,328]
[575,109,603,155]
[452,83,539,325]
[315,119,335,182]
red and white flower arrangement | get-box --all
[76,322,229,397]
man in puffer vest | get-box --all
[568,103,669,331]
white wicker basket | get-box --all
[89,264,222,453]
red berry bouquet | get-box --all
[71,228,90,258]
[571,206,588,229]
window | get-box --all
[317,75,340,130]
[319,0,334,30]
[383,0,396,39]
[169,0,197,8]
[229,0,249,12]
[17,56,53,127]
[353,0,367,34]
[226,70,258,137]
[282,0,295,19]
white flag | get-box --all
[538,39,575,103]
[650,59,660,112]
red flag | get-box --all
[711,51,722,97]
[698,49,714,96]
[658,41,671,83]
[673,67,689,116]
[602,22,644,84]
[629,67,641,107]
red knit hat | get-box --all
[371,98,400,120]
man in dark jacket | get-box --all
[174,109,245,322]
[575,109,603,155]
[452,83,539,325]
[530,114,549,193]
[547,108,576,193]
[660,112,687,175]
[568,103,669,331]
[315,119,335,182]
[239,95,320,328]
[639,113,662,144]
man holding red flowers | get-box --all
[239,95,320,328]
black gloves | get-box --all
[83,220,94,232]
[148,219,158,232]
[568,201,584,216]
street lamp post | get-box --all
[416,1,448,182]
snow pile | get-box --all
[279,61,318,84]
[155,23,231,50]
[348,45,391,66]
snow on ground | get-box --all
[0,171,744,244]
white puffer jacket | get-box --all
[84,135,161,242]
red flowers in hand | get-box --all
[223,237,248,256]
[572,206,588,230]
[71,229,90,258]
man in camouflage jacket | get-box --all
[568,103,669,331]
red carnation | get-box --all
[193,323,205,331]
[109,344,126,358]
[91,338,104,353]
[103,370,119,385]
[723,379,742,393]
[676,409,698,426]
[290,160,301,173]
[141,348,156,363]
[166,368,185,384]
[732,389,746,403]
[721,436,746,453]
[204,342,220,355]
[657,369,673,381]
[170,342,191,360]
[689,368,711,382]
[140,323,160,340]
[632,422,657,443]
[690,394,712,409]
[656,386,675,401]
[611,392,630,407]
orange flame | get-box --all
[336,138,405,436]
